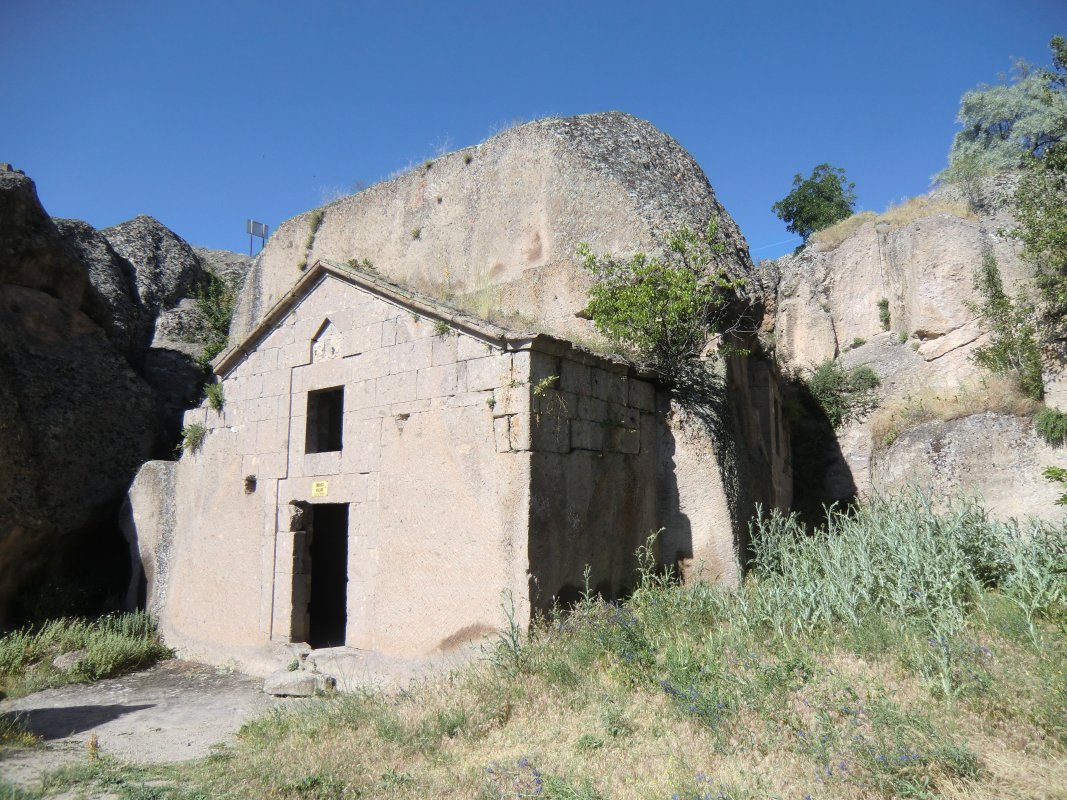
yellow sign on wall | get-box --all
[311,480,329,498]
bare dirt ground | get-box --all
[0,646,486,794]
[0,660,293,791]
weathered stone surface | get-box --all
[103,215,209,317]
[763,179,1030,377]
[0,165,253,622]
[142,348,206,440]
[764,176,1065,518]
[872,413,1067,522]
[193,247,252,292]
[153,298,209,345]
[0,285,162,619]
[52,649,88,672]
[99,221,223,442]
[121,461,178,613]
[232,112,757,345]
[54,218,152,364]
[262,668,334,697]
[0,167,89,310]
[0,168,172,621]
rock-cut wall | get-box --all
[232,112,756,345]
[762,176,1066,522]
[228,111,791,573]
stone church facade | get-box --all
[124,259,790,672]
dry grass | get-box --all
[811,210,877,250]
[870,375,1040,449]
[24,500,1065,800]
[812,195,977,251]
[56,627,1060,800]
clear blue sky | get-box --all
[2,1,1062,261]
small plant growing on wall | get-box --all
[432,319,451,337]
[205,382,224,412]
[193,270,237,369]
[877,298,891,331]
[1044,465,1067,505]
[298,209,325,271]
[180,423,207,454]
[411,227,422,240]
[532,375,560,397]
[1035,406,1067,446]
[346,257,375,271]
[969,252,1044,400]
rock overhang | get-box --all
[229,112,757,348]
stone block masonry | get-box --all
[127,259,753,675]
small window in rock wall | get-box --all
[306,387,344,453]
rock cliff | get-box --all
[0,164,248,622]
[763,176,1067,521]
[232,112,757,345]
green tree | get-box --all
[1016,139,1067,337]
[801,361,880,430]
[938,36,1067,186]
[771,164,857,243]
[969,252,1044,399]
[577,221,746,377]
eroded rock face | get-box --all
[232,112,756,344]
[193,247,252,293]
[54,218,152,364]
[763,176,1064,521]
[0,166,241,621]
[0,284,162,619]
[0,168,89,310]
[872,413,1067,521]
[763,200,1028,375]
[103,215,209,317]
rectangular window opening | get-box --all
[306,387,344,453]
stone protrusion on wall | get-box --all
[120,460,178,614]
[494,416,513,453]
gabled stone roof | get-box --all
[213,259,654,381]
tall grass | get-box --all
[0,611,171,697]
[748,493,1065,637]
[21,496,1067,799]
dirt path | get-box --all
[0,660,293,790]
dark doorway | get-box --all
[308,504,348,648]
